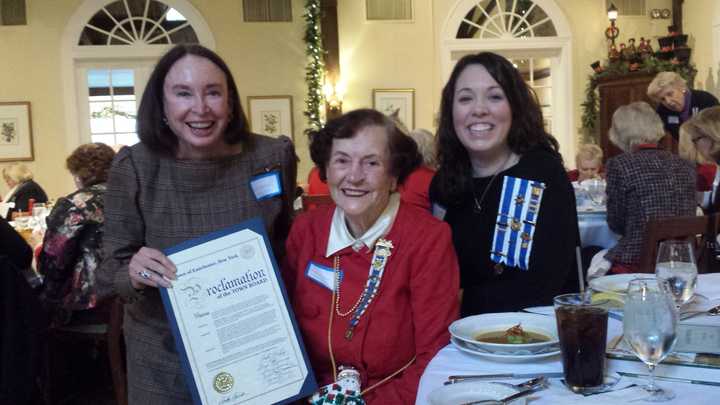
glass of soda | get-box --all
[554,293,609,394]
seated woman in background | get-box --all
[2,163,48,220]
[283,109,459,404]
[603,102,696,274]
[38,143,115,325]
[430,52,579,316]
[679,106,720,214]
[647,71,719,142]
[399,128,436,210]
[567,143,604,183]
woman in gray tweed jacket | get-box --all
[604,101,696,273]
[98,44,297,403]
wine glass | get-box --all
[655,240,698,308]
[623,278,678,402]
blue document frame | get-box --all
[160,217,317,404]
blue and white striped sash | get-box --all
[490,176,546,270]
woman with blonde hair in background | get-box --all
[679,106,720,213]
[567,143,604,183]
[1,163,48,220]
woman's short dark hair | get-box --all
[309,108,421,185]
[434,52,560,204]
[137,44,249,155]
[66,143,116,187]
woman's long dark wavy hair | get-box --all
[434,52,560,205]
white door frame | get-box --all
[60,0,215,152]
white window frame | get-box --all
[61,0,215,152]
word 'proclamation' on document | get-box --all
[160,218,316,405]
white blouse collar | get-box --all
[325,193,400,257]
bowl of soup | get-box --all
[449,312,559,355]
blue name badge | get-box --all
[668,116,680,124]
[250,170,282,201]
[305,261,341,291]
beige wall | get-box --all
[683,0,719,94]
[0,0,712,201]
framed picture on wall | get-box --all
[0,102,34,162]
[372,88,415,130]
[247,95,294,141]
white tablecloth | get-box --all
[416,274,720,404]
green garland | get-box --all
[581,56,697,142]
[303,0,325,133]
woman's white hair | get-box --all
[609,101,665,152]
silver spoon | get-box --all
[679,304,720,320]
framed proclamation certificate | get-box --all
[159,218,317,404]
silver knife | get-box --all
[617,371,720,386]
[446,372,563,384]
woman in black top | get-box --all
[430,52,579,316]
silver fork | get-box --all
[460,387,537,405]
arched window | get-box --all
[61,0,214,149]
[78,0,198,46]
[456,0,557,39]
[441,0,575,161]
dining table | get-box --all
[415,273,720,404]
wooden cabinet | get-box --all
[597,73,656,160]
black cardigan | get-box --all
[431,146,580,316]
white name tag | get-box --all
[250,171,282,201]
[305,261,340,291]
[668,116,680,124]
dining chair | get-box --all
[638,214,720,273]
[42,296,126,405]
[301,193,335,211]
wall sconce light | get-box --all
[605,3,619,46]
[323,79,345,111]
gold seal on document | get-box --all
[213,372,234,393]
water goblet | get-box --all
[623,278,678,402]
[655,240,698,308]
[585,179,606,206]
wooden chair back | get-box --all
[638,214,719,273]
[301,194,334,211]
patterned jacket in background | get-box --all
[604,148,696,266]
[38,183,106,312]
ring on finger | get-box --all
[139,270,152,280]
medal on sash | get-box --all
[490,176,545,271]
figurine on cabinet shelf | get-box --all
[609,43,620,62]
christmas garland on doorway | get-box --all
[303,0,325,133]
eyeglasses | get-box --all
[691,135,709,144]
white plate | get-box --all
[428,381,525,405]
[451,336,560,362]
[589,273,649,295]
[449,312,559,355]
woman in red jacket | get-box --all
[283,109,459,404]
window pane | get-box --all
[91,134,115,145]
[115,133,139,146]
[90,102,114,133]
[113,101,137,132]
